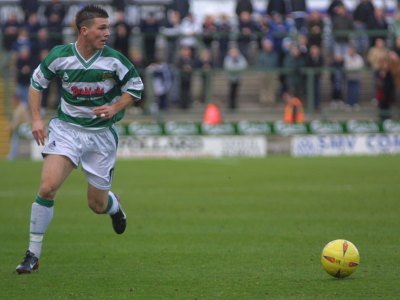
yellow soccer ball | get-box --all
[321,239,360,278]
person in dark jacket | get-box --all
[267,0,287,17]
[306,45,324,110]
[327,0,344,18]
[367,8,389,46]
[375,58,395,120]
[353,0,375,54]
[140,12,160,64]
[235,0,253,17]
[288,0,307,32]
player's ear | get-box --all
[80,26,88,36]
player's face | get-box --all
[84,17,110,50]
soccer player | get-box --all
[16,5,143,274]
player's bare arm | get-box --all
[29,86,46,146]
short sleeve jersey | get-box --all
[31,43,143,128]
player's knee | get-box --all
[38,183,57,199]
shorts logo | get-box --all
[48,140,56,149]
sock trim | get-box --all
[35,195,54,207]
[105,195,113,214]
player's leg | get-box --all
[82,127,126,234]
[16,154,75,274]
[87,184,126,234]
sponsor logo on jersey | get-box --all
[71,86,105,97]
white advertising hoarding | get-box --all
[31,136,267,160]
[117,135,267,158]
[292,134,400,157]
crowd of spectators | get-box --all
[1,0,400,119]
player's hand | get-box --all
[92,106,117,119]
[31,119,46,146]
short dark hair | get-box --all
[75,5,109,31]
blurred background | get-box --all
[1,0,400,159]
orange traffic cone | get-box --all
[203,102,222,125]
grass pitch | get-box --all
[1,156,399,299]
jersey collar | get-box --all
[73,42,103,69]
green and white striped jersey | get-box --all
[31,43,143,128]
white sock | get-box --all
[106,191,120,215]
[28,197,54,258]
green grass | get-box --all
[1,156,400,299]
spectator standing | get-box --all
[266,13,291,65]
[161,10,181,64]
[20,0,39,21]
[330,53,345,109]
[266,12,291,96]
[255,14,271,51]
[24,13,42,48]
[46,12,64,48]
[223,47,248,110]
[12,27,31,55]
[283,44,306,98]
[235,0,253,17]
[177,46,195,109]
[237,11,258,61]
[375,58,395,120]
[140,12,160,64]
[267,0,287,18]
[195,48,214,103]
[146,58,172,111]
[392,11,400,38]
[7,94,30,160]
[31,28,59,114]
[31,28,52,63]
[130,48,147,111]
[306,45,324,110]
[388,51,400,117]
[257,38,279,104]
[113,11,132,59]
[45,0,67,18]
[167,0,190,20]
[1,13,21,68]
[15,47,35,108]
[44,0,67,47]
[327,0,344,19]
[201,15,218,50]
[112,0,126,12]
[392,36,400,56]
[297,33,309,58]
[353,0,375,55]
[288,0,307,33]
[367,38,388,71]
[216,14,232,68]
[331,4,353,57]
[306,10,324,48]
[367,8,389,46]
[344,46,364,111]
[180,13,201,56]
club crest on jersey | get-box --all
[62,72,69,82]
[100,72,114,81]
